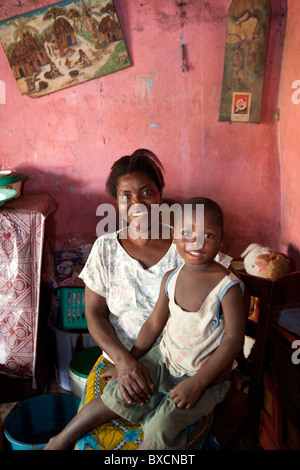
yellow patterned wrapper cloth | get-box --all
[74,355,213,450]
[74,355,144,450]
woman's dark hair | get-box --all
[106,149,165,199]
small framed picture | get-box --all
[231,92,251,122]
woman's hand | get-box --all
[170,376,205,410]
[100,365,118,383]
[116,358,154,406]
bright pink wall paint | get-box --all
[0,0,287,259]
[278,0,300,269]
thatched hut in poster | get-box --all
[10,32,48,78]
[52,17,76,53]
[98,16,123,43]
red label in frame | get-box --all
[231,93,251,122]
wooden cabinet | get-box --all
[259,323,300,450]
[212,271,300,449]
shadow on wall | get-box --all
[11,164,285,264]
[14,163,117,242]
[260,0,287,123]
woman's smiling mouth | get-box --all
[128,204,148,217]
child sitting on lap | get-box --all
[45,197,245,450]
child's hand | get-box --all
[170,376,205,409]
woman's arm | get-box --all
[85,286,133,367]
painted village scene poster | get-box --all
[0,0,132,98]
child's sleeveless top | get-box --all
[160,265,244,378]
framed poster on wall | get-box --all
[0,0,132,98]
[219,0,270,123]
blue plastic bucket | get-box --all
[4,393,80,450]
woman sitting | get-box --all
[74,149,231,450]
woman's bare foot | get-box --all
[43,396,117,450]
[138,440,152,450]
[43,432,73,450]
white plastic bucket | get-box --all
[69,346,102,398]
[69,369,87,399]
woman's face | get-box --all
[116,171,161,231]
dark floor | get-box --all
[0,375,70,419]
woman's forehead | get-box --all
[117,171,156,189]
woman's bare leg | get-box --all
[44,396,118,450]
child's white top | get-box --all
[160,265,243,377]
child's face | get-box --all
[174,209,224,267]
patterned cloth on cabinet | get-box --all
[0,195,57,382]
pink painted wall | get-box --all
[278,0,300,269]
[0,0,287,259]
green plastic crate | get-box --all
[57,287,87,330]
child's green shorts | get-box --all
[102,345,230,450]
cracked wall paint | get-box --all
[147,73,154,95]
